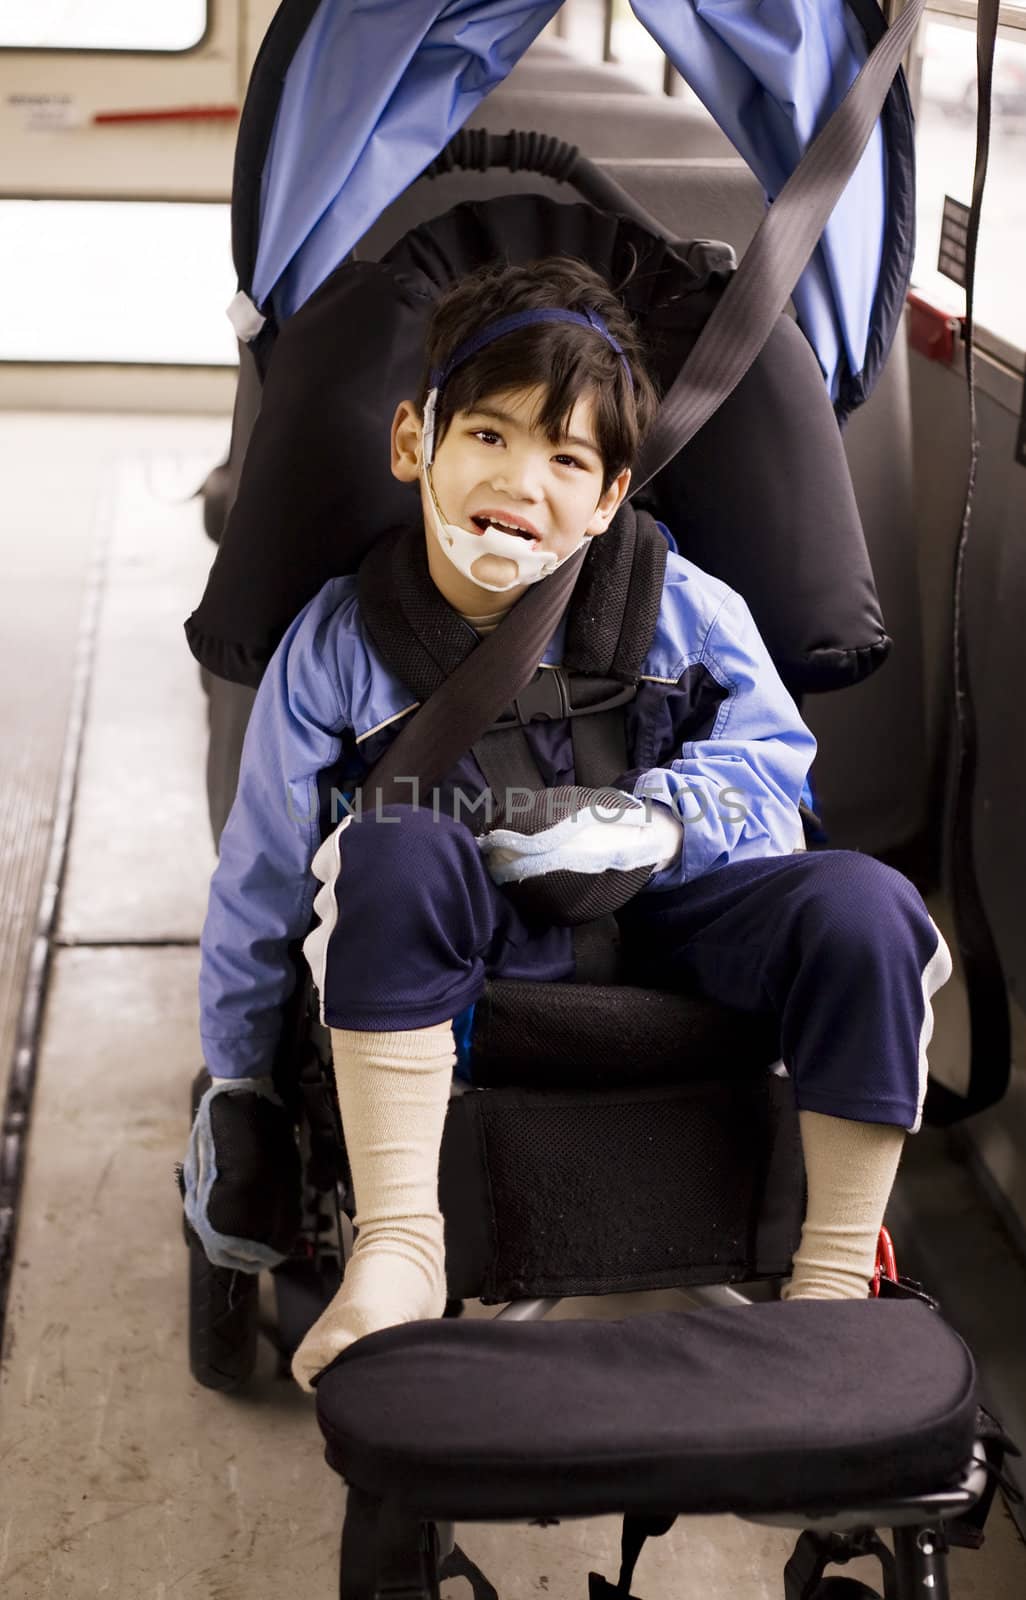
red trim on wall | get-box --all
[93,105,239,125]
[906,292,960,365]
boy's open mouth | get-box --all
[470,513,540,542]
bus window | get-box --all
[0,2,208,54]
[913,7,1026,353]
[0,199,234,364]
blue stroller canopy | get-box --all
[234,0,915,414]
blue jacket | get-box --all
[200,549,817,1078]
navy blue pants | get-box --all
[305,806,952,1132]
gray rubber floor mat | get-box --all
[0,415,225,1114]
[0,416,104,1112]
[55,448,218,944]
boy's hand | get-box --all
[183,1075,302,1272]
[479,793,682,884]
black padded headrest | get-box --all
[185,195,889,695]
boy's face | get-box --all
[391,383,631,613]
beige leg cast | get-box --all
[781,1109,906,1301]
[291,1021,454,1392]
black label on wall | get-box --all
[938,196,970,289]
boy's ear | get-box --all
[390,400,423,482]
[586,466,632,537]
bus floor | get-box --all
[0,413,1023,1599]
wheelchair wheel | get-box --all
[810,1581,883,1598]
[188,1237,260,1391]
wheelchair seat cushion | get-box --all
[470,978,780,1087]
[314,1301,977,1521]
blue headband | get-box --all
[429,306,634,393]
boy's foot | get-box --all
[291,1223,447,1391]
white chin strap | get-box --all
[420,388,590,595]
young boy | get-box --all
[185,257,952,1394]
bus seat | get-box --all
[465,89,736,159]
[502,55,648,94]
[597,158,929,866]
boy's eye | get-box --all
[553,452,584,470]
[471,429,502,446]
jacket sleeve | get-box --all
[198,589,349,1078]
[632,587,817,890]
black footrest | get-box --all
[315,1301,977,1523]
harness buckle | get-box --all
[490,669,638,730]
[493,667,572,727]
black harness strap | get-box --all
[359,504,667,695]
[567,504,667,789]
[569,683,633,791]
[358,522,478,702]
[357,508,668,984]
[358,505,668,810]
[360,519,552,820]
[588,1513,678,1597]
[472,728,547,820]
[563,496,668,682]
[357,522,584,813]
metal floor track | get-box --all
[0,419,111,1104]
[0,418,111,1302]
[0,416,227,1323]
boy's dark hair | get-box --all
[419,258,659,491]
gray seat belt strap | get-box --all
[633,0,926,493]
[362,544,587,810]
[924,0,1010,1125]
[364,1,923,807]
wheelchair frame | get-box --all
[186,1039,1009,1600]
[331,1285,994,1600]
